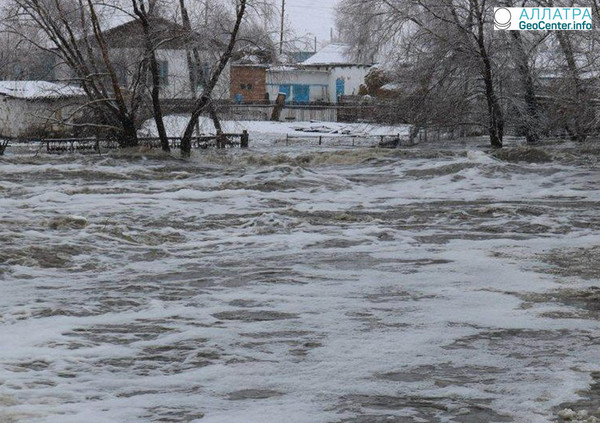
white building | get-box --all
[53,17,230,101]
[0,81,86,138]
[266,44,372,104]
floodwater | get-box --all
[0,139,599,423]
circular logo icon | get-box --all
[494,8,511,29]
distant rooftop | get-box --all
[301,43,369,66]
[0,81,86,99]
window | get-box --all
[240,83,253,90]
[157,60,169,86]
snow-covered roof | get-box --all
[269,65,299,71]
[301,43,368,66]
[267,65,328,73]
[0,81,86,99]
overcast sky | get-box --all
[284,0,339,45]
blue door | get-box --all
[293,84,310,104]
[335,78,345,101]
[279,84,291,103]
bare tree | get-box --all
[132,0,170,151]
[180,0,247,156]
[337,0,506,148]
[507,30,542,144]
[6,0,143,146]
[178,0,222,136]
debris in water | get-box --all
[491,147,553,163]
[558,408,577,420]
[47,215,88,229]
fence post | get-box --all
[217,130,226,149]
[319,136,322,146]
[241,130,249,148]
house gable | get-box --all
[100,17,192,49]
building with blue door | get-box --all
[266,44,373,104]
[302,43,373,103]
[266,66,329,104]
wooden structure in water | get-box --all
[0,139,8,155]
[2,130,249,155]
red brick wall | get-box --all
[230,66,267,103]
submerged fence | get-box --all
[281,133,416,148]
[0,132,249,155]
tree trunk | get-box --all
[181,0,247,156]
[475,12,503,148]
[148,51,170,152]
[87,0,138,147]
[179,0,222,137]
[556,32,588,142]
[134,0,170,152]
[121,116,140,148]
[510,31,540,144]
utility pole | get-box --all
[279,0,285,55]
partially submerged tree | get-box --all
[132,0,170,151]
[180,0,247,156]
[337,0,506,148]
[5,0,249,154]
[6,0,145,146]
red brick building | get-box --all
[230,65,267,103]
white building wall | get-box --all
[155,49,230,100]
[155,49,189,99]
[0,96,84,138]
[327,66,370,103]
[266,69,329,102]
[51,48,230,101]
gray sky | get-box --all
[284,0,339,45]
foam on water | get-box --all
[0,140,599,422]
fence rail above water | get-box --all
[282,133,416,148]
[0,132,249,155]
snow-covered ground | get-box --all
[1,130,599,423]
[141,115,411,140]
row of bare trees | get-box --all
[1,0,254,155]
[337,0,600,147]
